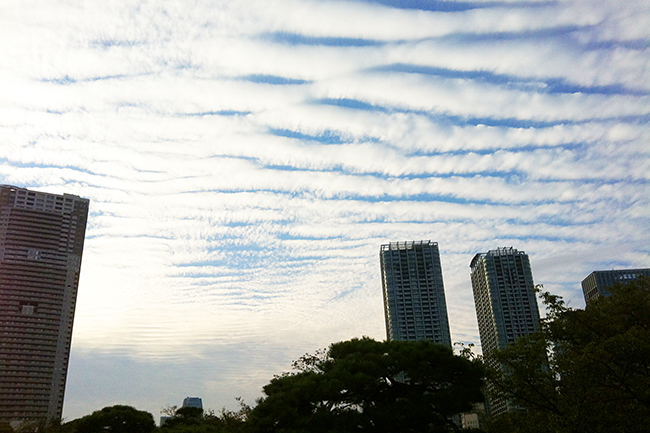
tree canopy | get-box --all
[159,400,250,433]
[486,277,650,433]
[247,337,485,433]
[73,405,156,433]
[161,406,205,430]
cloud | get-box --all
[0,0,648,422]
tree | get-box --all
[160,399,250,433]
[73,405,155,433]
[10,417,70,433]
[247,337,485,433]
[486,278,650,433]
[161,406,204,429]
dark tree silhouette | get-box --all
[74,405,155,433]
[248,337,485,433]
[487,278,650,433]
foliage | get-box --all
[7,417,73,433]
[161,406,204,429]
[161,406,179,417]
[73,405,155,433]
[247,337,485,433]
[10,419,48,433]
[486,277,650,433]
[160,399,250,433]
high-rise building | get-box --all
[0,185,89,424]
[161,396,204,425]
[380,240,451,347]
[581,268,650,305]
[470,247,540,417]
[182,397,203,410]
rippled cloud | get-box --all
[1,0,649,421]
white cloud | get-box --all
[0,0,648,422]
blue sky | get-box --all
[1,0,649,421]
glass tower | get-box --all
[581,268,650,305]
[380,240,451,347]
[0,186,89,424]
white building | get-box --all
[380,240,451,347]
[470,247,541,417]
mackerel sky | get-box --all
[1,0,649,421]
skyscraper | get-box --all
[182,397,203,410]
[470,247,540,416]
[0,185,89,424]
[581,268,650,305]
[380,240,451,347]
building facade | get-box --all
[380,240,451,347]
[182,397,203,409]
[581,268,650,305]
[0,186,89,423]
[470,247,540,416]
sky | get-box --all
[1,0,649,422]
